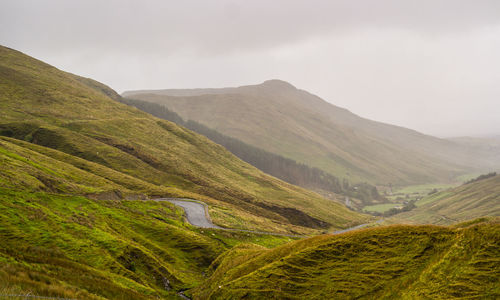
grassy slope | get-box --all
[391,175,500,225]
[0,45,368,234]
[194,219,500,299]
[0,188,294,299]
[123,80,492,186]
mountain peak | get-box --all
[260,79,296,90]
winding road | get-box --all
[155,198,306,237]
[155,198,381,238]
[154,198,221,228]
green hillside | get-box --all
[0,188,295,299]
[390,174,500,224]
[0,45,368,234]
[194,219,500,299]
[124,80,499,186]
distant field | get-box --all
[392,175,500,225]
[393,183,455,195]
[371,173,484,213]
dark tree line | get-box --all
[120,97,382,202]
[184,120,345,193]
[463,172,497,185]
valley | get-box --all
[0,44,498,300]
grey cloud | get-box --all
[2,0,499,55]
[1,0,499,137]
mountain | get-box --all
[0,45,368,235]
[118,97,386,209]
[390,173,500,225]
[2,45,498,299]
[123,80,500,186]
[194,219,499,299]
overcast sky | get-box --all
[1,0,499,137]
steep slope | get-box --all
[0,188,218,299]
[194,219,500,299]
[0,188,295,299]
[391,174,500,225]
[119,97,386,209]
[0,46,368,234]
[124,80,499,186]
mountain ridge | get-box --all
[124,80,499,186]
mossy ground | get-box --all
[0,188,293,299]
[195,219,500,299]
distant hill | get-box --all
[391,174,500,224]
[0,45,368,234]
[194,219,500,299]
[119,97,386,208]
[124,80,500,186]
